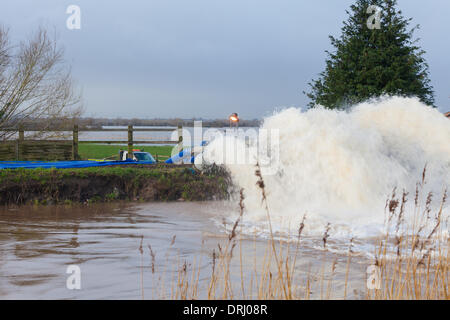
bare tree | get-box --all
[0,26,82,140]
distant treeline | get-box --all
[11,117,260,130]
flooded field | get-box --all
[0,202,369,300]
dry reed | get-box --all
[138,165,448,300]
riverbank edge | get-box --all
[0,164,231,205]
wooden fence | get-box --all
[0,125,183,161]
[0,140,72,161]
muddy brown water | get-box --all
[0,202,369,299]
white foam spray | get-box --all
[202,97,449,245]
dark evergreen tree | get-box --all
[306,0,434,109]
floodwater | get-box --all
[0,202,369,300]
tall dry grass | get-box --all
[368,167,448,299]
[138,165,448,300]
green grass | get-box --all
[0,165,231,204]
[78,144,174,160]
[0,166,187,181]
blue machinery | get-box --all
[164,148,195,164]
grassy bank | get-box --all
[78,144,173,160]
[0,165,230,205]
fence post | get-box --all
[17,126,24,160]
[72,124,79,160]
[178,125,183,144]
[128,125,133,159]
[18,127,24,141]
[176,124,183,154]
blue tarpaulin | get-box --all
[0,159,156,170]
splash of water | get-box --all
[202,97,450,241]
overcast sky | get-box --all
[1,0,449,119]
